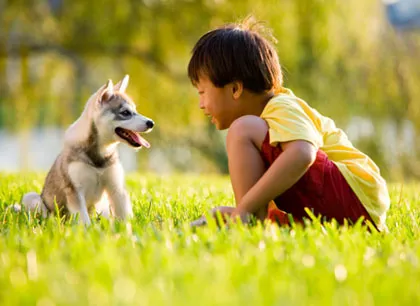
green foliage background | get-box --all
[1,0,420,179]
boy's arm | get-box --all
[232,139,316,220]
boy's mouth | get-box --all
[115,127,150,148]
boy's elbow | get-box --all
[293,141,317,168]
[301,142,317,167]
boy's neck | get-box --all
[239,90,275,117]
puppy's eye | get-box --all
[121,110,131,116]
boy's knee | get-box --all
[227,115,268,148]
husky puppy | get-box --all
[21,75,153,224]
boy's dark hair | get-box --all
[188,17,283,93]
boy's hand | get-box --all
[190,206,233,228]
[190,206,252,228]
[190,216,208,227]
[230,208,252,224]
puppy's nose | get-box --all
[146,120,154,129]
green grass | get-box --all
[0,172,419,306]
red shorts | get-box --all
[261,132,376,229]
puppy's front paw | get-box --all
[10,203,22,212]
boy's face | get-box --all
[195,76,238,130]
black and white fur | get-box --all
[20,75,154,224]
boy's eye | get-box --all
[198,91,204,95]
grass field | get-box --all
[0,172,419,306]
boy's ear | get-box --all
[232,81,243,99]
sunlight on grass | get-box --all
[0,173,419,305]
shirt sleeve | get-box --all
[261,100,323,149]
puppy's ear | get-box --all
[100,79,114,103]
[114,75,129,93]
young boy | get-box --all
[188,18,390,231]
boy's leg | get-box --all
[226,116,269,221]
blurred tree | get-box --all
[0,0,419,177]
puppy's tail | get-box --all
[16,192,49,218]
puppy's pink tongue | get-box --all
[132,132,150,148]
